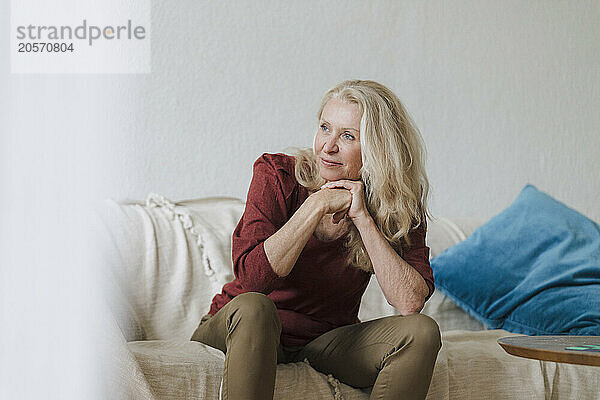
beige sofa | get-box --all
[97,195,600,399]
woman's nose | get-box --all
[323,135,338,153]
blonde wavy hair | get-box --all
[291,80,432,273]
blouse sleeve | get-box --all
[231,154,291,294]
[401,220,435,302]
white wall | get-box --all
[6,0,595,221]
[85,0,599,222]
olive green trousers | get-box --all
[190,292,441,400]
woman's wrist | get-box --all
[352,211,375,232]
[306,191,327,219]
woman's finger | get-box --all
[332,210,347,224]
[321,180,358,190]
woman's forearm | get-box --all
[264,194,325,277]
[354,215,429,315]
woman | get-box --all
[191,79,441,400]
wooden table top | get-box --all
[498,335,600,367]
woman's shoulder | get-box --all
[252,153,299,199]
[254,152,296,174]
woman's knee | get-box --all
[388,313,442,352]
[405,314,442,350]
[229,292,281,332]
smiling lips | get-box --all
[321,158,343,167]
[321,158,342,167]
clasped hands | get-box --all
[317,180,371,225]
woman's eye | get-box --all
[343,132,355,140]
[320,124,328,131]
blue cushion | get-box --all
[431,184,600,335]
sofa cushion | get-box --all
[421,289,487,332]
[127,330,600,400]
[439,329,599,399]
[127,340,372,400]
[431,184,600,335]
[96,194,244,341]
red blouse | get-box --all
[208,153,434,347]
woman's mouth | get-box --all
[321,158,343,167]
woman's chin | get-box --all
[320,173,341,183]
[320,172,360,183]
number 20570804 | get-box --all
[18,42,74,53]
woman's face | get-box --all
[314,97,363,182]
